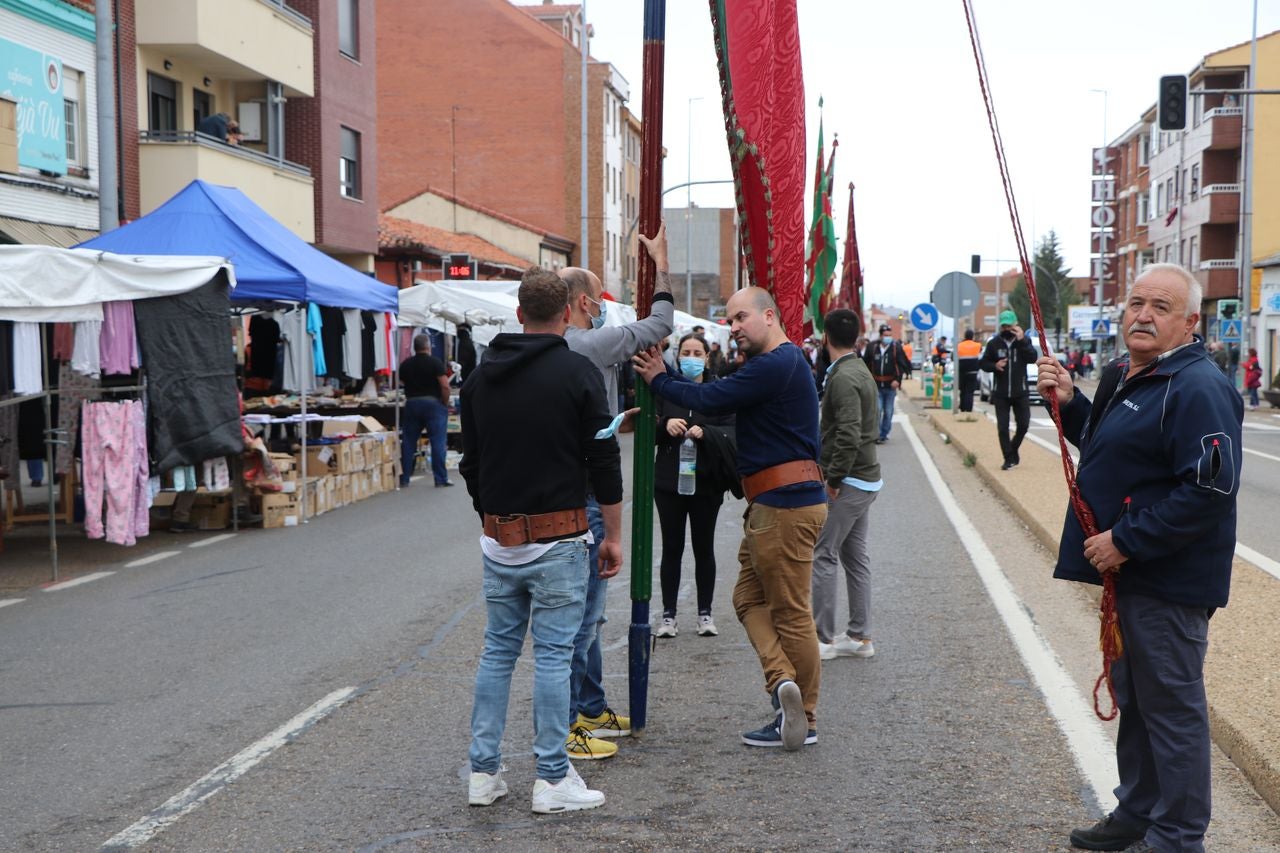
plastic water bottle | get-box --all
[678,436,697,495]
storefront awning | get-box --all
[0,216,98,248]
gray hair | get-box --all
[413,333,432,353]
[1136,262,1202,317]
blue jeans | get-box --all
[877,386,897,440]
[569,497,608,724]
[470,540,589,783]
[400,397,449,485]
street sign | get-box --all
[1266,292,1280,312]
[1092,318,1112,337]
[1220,318,1242,342]
[931,271,981,318]
[910,303,939,331]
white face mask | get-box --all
[586,295,607,330]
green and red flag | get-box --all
[836,182,864,330]
[804,110,838,335]
[710,0,807,343]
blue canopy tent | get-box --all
[77,179,397,311]
[78,180,401,519]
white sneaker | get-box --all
[468,769,508,806]
[817,641,837,661]
[696,614,718,636]
[655,617,678,638]
[832,635,874,658]
[531,763,605,813]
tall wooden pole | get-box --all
[628,0,666,735]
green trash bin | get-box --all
[941,362,954,410]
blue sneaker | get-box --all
[774,679,806,750]
[741,716,817,748]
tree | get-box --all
[1006,231,1075,334]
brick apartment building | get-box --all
[375,0,634,293]
[663,205,741,318]
[1110,119,1153,302]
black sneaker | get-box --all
[1069,813,1148,851]
[169,520,197,533]
[741,716,817,748]
[1000,460,1016,471]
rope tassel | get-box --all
[960,0,1121,721]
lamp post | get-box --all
[975,256,1067,349]
[686,96,703,315]
[1090,88,1109,360]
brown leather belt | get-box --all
[741,460,823,502]
[873,374,896,382]
[483,508,589,547]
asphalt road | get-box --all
[1,414,1277,851]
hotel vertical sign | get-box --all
[1091,147,1118,297]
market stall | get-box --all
[0,246,237,576]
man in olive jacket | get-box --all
[812,309,883,661]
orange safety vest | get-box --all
[956,339,982,359]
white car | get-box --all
[978,335,1065,405]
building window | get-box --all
[148,72,178,133]
[1156,183,1165,216]
[1190,164,1200,200]
[1137,191,1149,224]
[1189,236,1199,268]
[983,293,997,306]
[62,67,83,166]
[339,0,359,59]
[339,127,361,199]
[193,89,213,129]
[1138,134,1149,166]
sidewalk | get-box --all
[908,379,1280,817]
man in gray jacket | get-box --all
[556,223,674,760]
[812,309,882,661]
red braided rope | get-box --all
[959,0,1120,721]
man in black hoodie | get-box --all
[459,266,624,814]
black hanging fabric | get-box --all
[361,311,376,379]
[247,314,281,379]
[319,306,346,380]
[133,271,243,473]
[0,320,13,395]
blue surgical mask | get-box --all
[587,296,607,330]
[679,357,706,379]
[881,335,892,345]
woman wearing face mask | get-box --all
[653,334,737,638]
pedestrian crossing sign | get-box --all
[1220,318,1242,342]
[1091,318,1111,337]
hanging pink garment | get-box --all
[81,399,150,545]
[100,301,140,375]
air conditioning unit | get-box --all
[412,260,423,273]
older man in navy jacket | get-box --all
[1037,264,1242,853]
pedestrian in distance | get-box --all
[653,332,737,639]
[633,286,827,752]
[955,329,983,412]
[811,309,881,662]
[557,223,673,760]
[1209,341,1229,375]
[459,266,624,814]
[1243,347,1262,410]
[398,334,453,487]
[863,322,912,444]
[1037,263,1242,853]
[979,310,1037,471]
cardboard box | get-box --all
[349,441,366,472]
[370,465,382,494]
[188,494,231,530]
[260,493,300,529]
[379,433,399,463]
[298,445,338,475]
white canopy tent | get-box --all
[0,245,236,322]
[397,279,729,350]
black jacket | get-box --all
[459,333,621,520]
[863,340,911,389]
[978,333,1037,399]
[654,386,736,495]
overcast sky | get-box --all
[516,0,1278,314]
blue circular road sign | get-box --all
[910,303,940,331]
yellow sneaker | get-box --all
[566,726,618,759]
[576,707,631,738]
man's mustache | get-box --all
[1128,322,1158,335]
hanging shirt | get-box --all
[53,323,76,361]
[309,303,327,377]
[100,301,140,375]
[342,308,363,381]
[373,312,390,374]
[72,319,102,378]
[11,322,42,394]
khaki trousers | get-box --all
[733,501,828,727]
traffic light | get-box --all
[1217,298,1241,320]
[970,254,981,275]
[1158,75,1188,131]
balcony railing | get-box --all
[1202,183,1241,194]
[257,0,310,28]
[1205,107,1244,119]
[139,130,311,177]
[1200,259,1238,270]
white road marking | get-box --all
[0,598,25,609]
[43,571,115,592]
[1243,422,1280,432]
[1236,543,1280,582]
[187,533,235,549]
[982,411,1078,460]
[101,686,358,850]
[1243,447,1280,464]
[125,551,180,568]
[900,417,1118,812]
